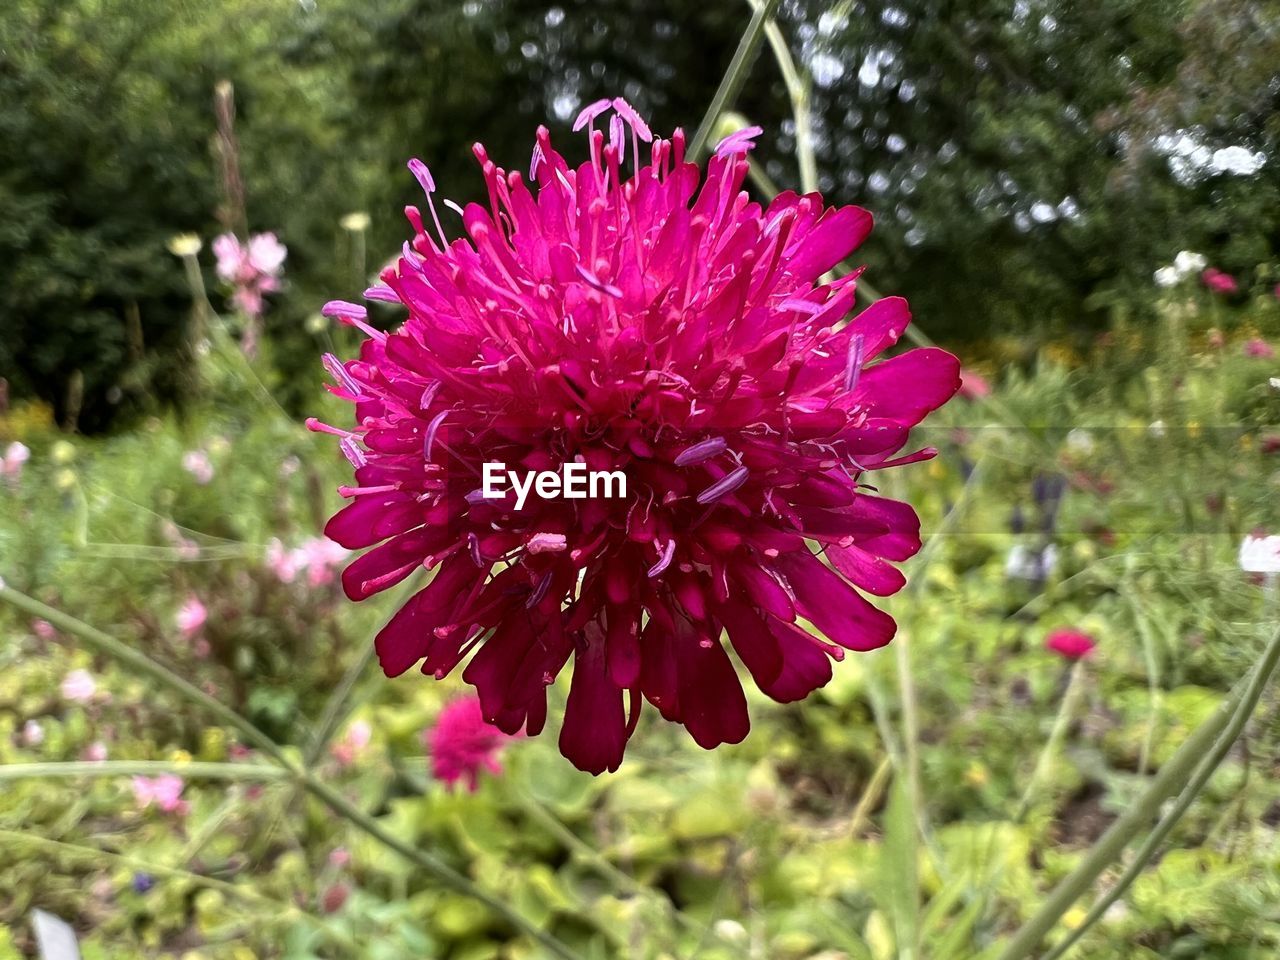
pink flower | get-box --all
[330,718,372,767]
[1244,338,1275,359]
[20,719,44,747]
[31,619,56,640]
[299,537,349,588]
[1201,267,1238,295]
[83,741,108,762]
[958,369,992,400]
[1045,628,1097,661]
[2,441,30,483]
[181,450,214,485]
[314,101,959,774]
[328,847,351,868]
[176,596,207,637]
[132,774,189,814]
[212,231,287,318]
[424,696,514,791]
[1206,328,1225,350]
[60,668,96,703]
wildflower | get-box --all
[131,873,155,894]
[212,232,287,317]
[315,102,960,773]
[958,369,992,400]
[1173,251,1206,276]
[1045,628,1097,661]
[328,847,351,868]
[1239,534,1280,574]
[60,668,96,703]
[167,234,203,258]
[424,696,514,791]
[176,596,208,637]
[31,619,56,640]
[182,450,214,485]
[330,718,372,768]
[132,774,189,814]
[321,883,350,914]
[1244,338,1275,359]
[84,741,108,762]
[50,441,75,464]
[2,441,30,483]
[20,719,44,747]
[1201,267,1238,295]
[1153,266,1178,288]
[340,212,371,232]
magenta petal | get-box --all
[674,621,750,749]
[559,639,627,774]
[851,348,962,426]
[825,543,907,596]
[773,550,896,651]
[374,556,476,677]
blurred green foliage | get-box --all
[1,287,1279,957]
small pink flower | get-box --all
[424,696,515,792]
[212,234,245,283]
[321,882,350,914]
[248,233,288,276]
[1045,628,1097,661]
[1201,267,1238,295]
[83,741,108,762]
[60,668,96,703]
[958,369,992,400]
[1244,338,1275,359]
[328,847,351,869]
[213,232,287,319]
[31,619,56,640]
[132,774,189,814]
[20,719,45,747]
[176,596,207,637]
[331,718,372,768]
[1206,328,1225,349]
[2,441,30,483]
[266,539,300,583]
[181,450,214,485]
[300,537,349,588]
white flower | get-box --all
[712,920,748,944]
[1153,266,1179,288]
[1239,535,1280,574]
[1066,429,1095,455]
[1270,377,1280,392]
[1173,251,1207,276]
[1148,420,1166,438]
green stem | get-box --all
[996,624,1280,960]
[0,583,292,767]
[0,583,584,960]
[0,761,286,782]
[1015,660,1087,822]
[1039,622,1280,960]
[688,0,781,161]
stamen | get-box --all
[674,436,727,466]
[322,300,386,342]
[696,465,749,504]
[525,570,553,609]
[305,417,354,439]
[338,437,366,469]
[363,284,399,303]
[647,539,677,578]
[322,353,362,397]
[468,532,484,567]
[423,410,449,461]
[714,125,763,158]
[337,483,397,498]
[843,333,866,393]
[574,262,623,298]
[572,98,612,131]
[526,532,568,554]
[406,158,448,248]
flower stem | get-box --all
[0,761,286,782]
[996,622,1280,960]
[1015,659,1087,822]
[689,0,781,161]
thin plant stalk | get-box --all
[996,624,1280,960]
[689,0,781,161]
[1038,622,1280,960]
[0,761,285,783]
[0,582,583,960]
[1015,659,1087,822]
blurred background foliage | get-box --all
[2,0,1278,431]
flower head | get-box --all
[1244,338,1275,359]
[958,369,991,400]
[132,774,188,814]
[314,103,959,773]
[182,450,214,485]
[1046,628,1097,661]
[424,696,514,791]
[2,441,30,483]
[1239,534,1280,574]
[1173,251,1206,276]
[176,596,207,637]
[330,718,372,767]
[212,232,286,318]
[61,668,96,703]
[1201,267,1238,295]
